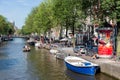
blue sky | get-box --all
[0,0,43,29]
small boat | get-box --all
[35,42,40,47]
[23,47,31,52]
[55,52,65,59]
[27,38,35,46]
[23,45,31,52]
[55,52,69,60]
[35,42,42,48]
[49,49,59,54]
[49,44,60,54]
[64,56,99,76]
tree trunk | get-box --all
[59,25,63,39]
[116,21,120,54]
[66,26,68,37]
[72,20,75,35]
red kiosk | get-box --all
[97,28,113,58]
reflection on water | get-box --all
[27,48,68,80]
[0,59,18,70]
[65,70,95,80]
[0,38,119,80]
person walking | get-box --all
[71,34,75,48]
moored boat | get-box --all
[27,37,35,46]
[49,49,59,54]
[64,56,99,76]
[49,44,60,54]
[55,52,65,59]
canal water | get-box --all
[0,38,118,80]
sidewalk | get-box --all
[62,47,120,80]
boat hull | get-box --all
[65,62,97,76]
[50,49,58,54]
[64,56,99,76]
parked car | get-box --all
[73,45,86,54]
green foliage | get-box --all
[0,15,15,34]
[22,0,120,35]
[23,0,55,35]
[101,0,116,18]
[52,0,84,34]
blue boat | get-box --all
[64,56,99,76]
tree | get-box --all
[0,15,7,34]
[23,7,38,34]
[53,0,84,36]
[0,15,15,34]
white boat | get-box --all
[64,56,99,76]
[49,49,59,54]
[55,52,65,59]
[49,44,60,54]
[35,42,40,46]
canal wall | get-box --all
[62,47,120,80]
[90,58,120,80]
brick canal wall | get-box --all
[62,47,120,80]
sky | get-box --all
[0,0,43,29]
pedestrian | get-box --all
[112,51,117,61]
[71,34,75,48]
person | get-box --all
[112,51,117,61]
[67,39,71,47]
[23,44,30,51]
[92,53,99,59]
[71,34,75,48]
